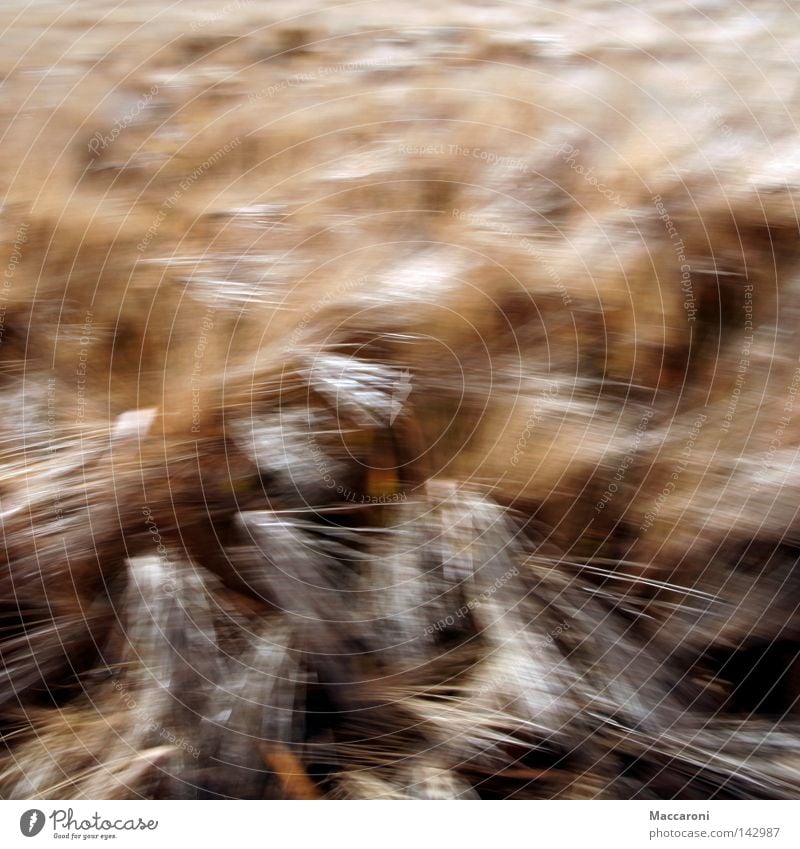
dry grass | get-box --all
[1,0,800,798]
